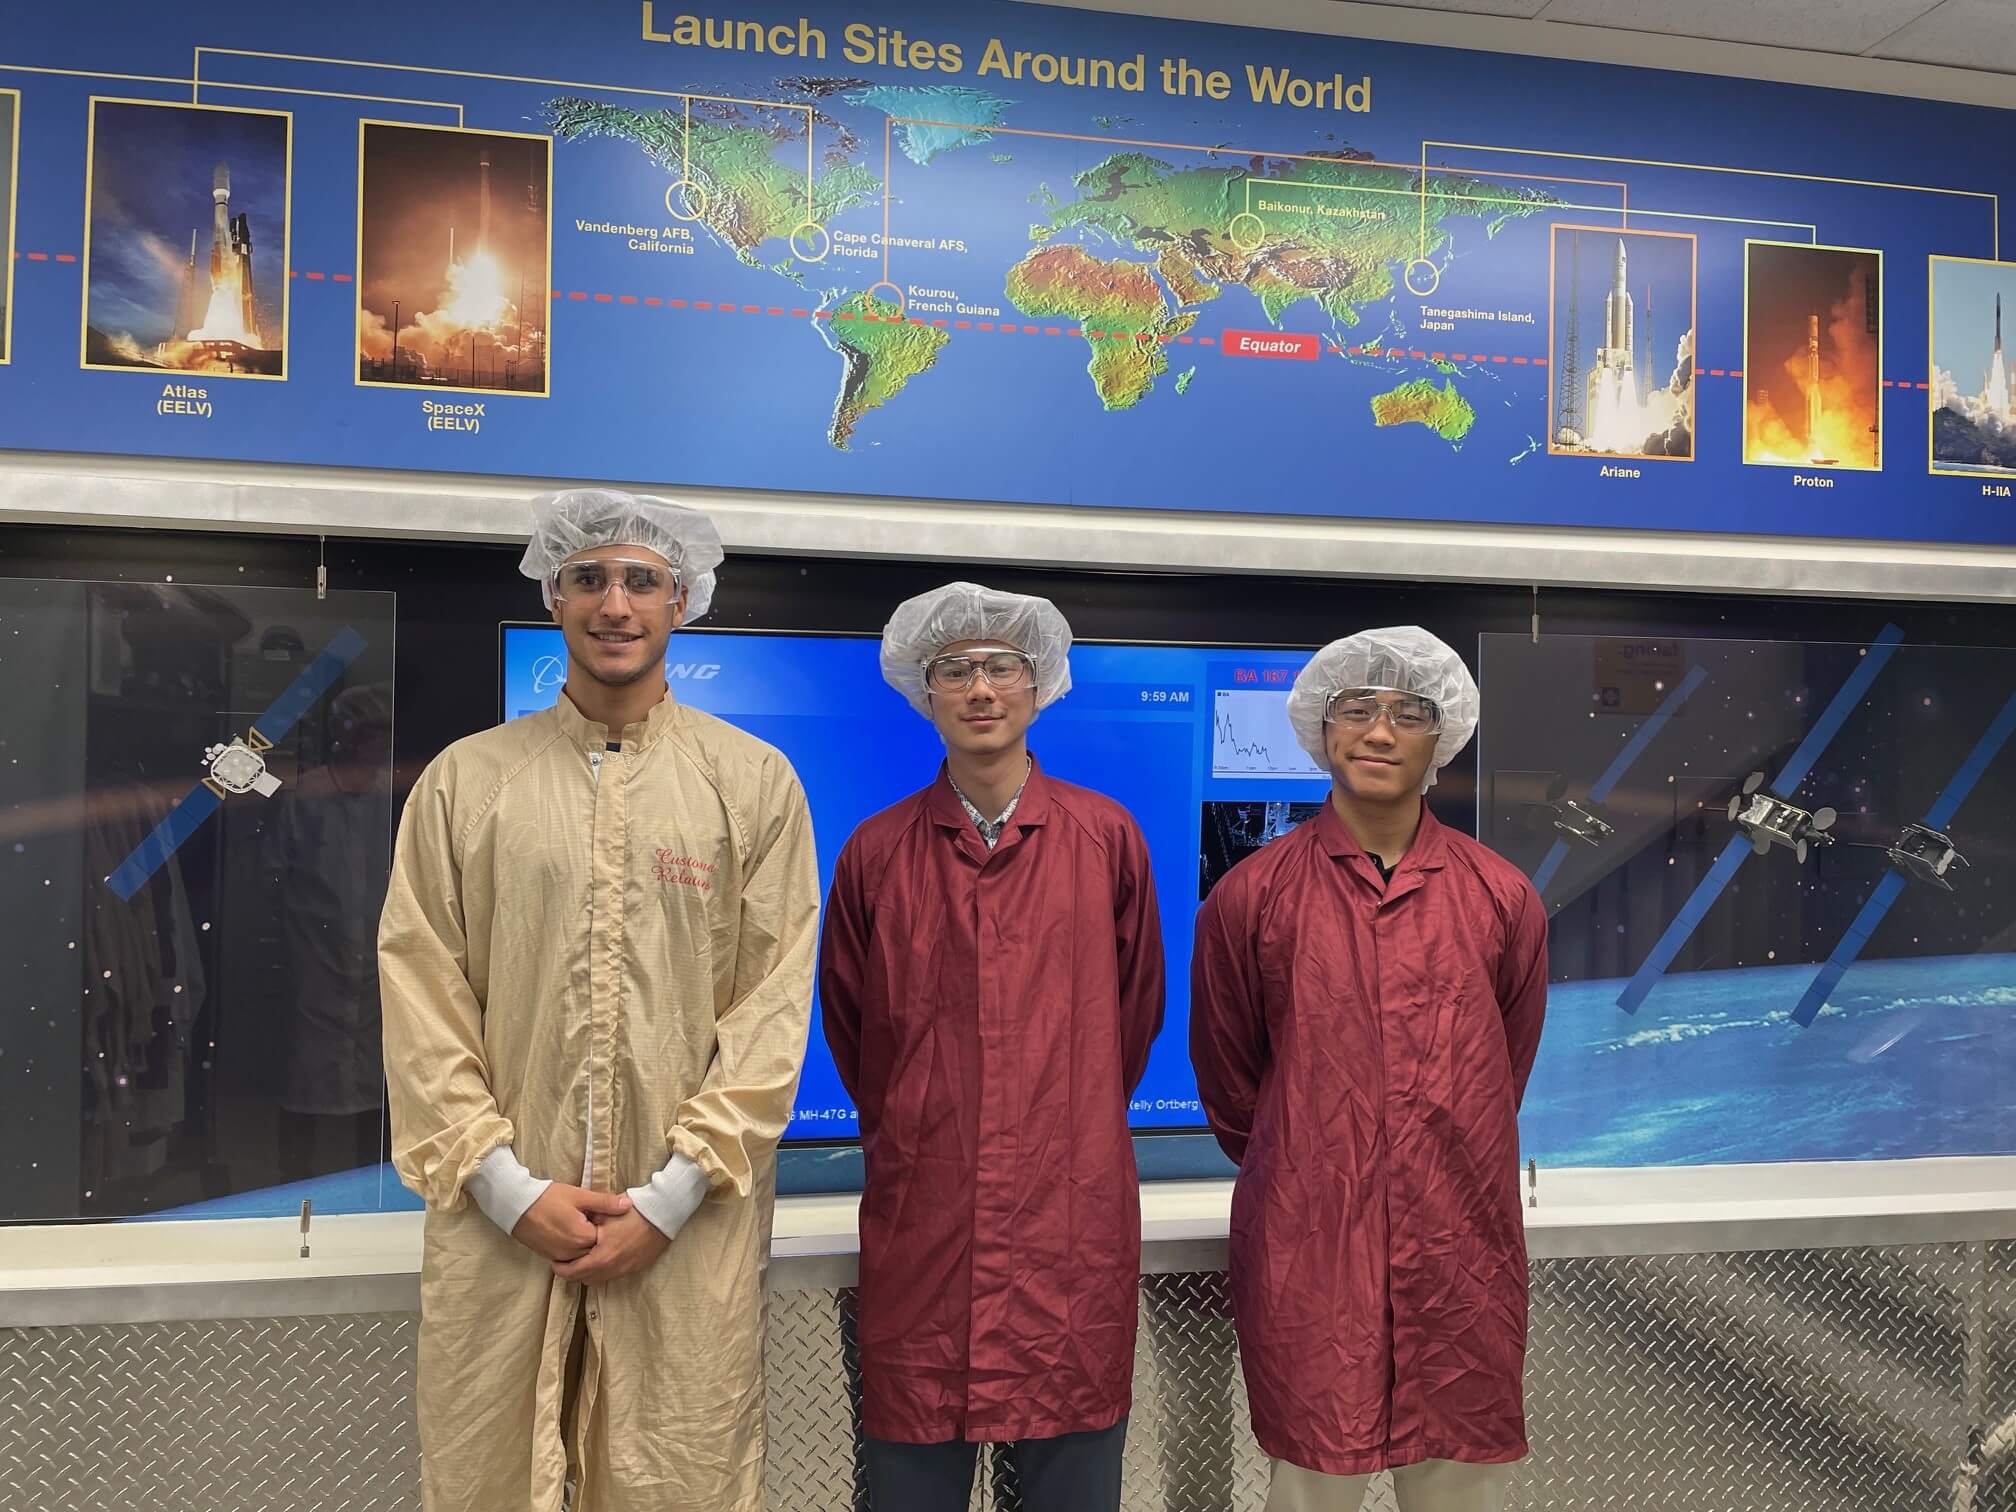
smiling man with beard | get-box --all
[819,582,1164,1512]
[1190,627,1548,1512]
[379,488,819,1512]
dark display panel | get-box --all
[3,521,2014,1216]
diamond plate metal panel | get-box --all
[1518,1244,1999,1512]
[760,1286,866,1512]
[2,1243,2012,1511]
[0,1313,419,1512]
[1969,1240,2016,1512]
[1137,1270,1270,1512]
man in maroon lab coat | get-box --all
[820,581,1165,1512]
[1191,627,1548,1512]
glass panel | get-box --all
[1481,632,2016,1168]
[0,581,404,1221]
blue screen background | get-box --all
[502,625,1324,1141]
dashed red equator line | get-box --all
[1335,343,1544,366]
[538,291,1579,359]
[118,272,1948,388]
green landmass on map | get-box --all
[1157,246,1220,308]
[543,91,1540,450]
[1005,244,1198,410]
[1371,378,1475,446]
[825,292,951,450]
[847,84,1014,165]
[1038,151,1551,327]
[543,97,877,266]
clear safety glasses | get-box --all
[551,557,684,606]
[1324,688,1443,735]
[924,649,1037,695]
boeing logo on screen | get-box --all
[531,655,565,694]
[668,663,722,680]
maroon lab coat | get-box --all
[1191,801,1547,1477]
[820,759,1165,1444]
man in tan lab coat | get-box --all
[380,488,819,1512]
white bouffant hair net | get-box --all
[1285,626,1480,792]
[518,488,723,619]
[880,582,1074,718]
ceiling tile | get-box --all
[1868,0,2016,73]
[1530,0,1945,54]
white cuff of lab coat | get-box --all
[466,1145,551,1235]
[628,1154,710,1242]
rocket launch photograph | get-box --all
[1548,225,1697,462]
[0,89,16,365]
[1744,241,1882,471]
[1930,256,2016,478]
[357,121,551,396]
[80,100,289,379]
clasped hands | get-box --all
[511,1182,671,1283]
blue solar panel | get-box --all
[1589,664,1708,805]
[1617,835,1750,1015]
[104,626,370,900]
[1925,691,2016,831]
[1770,625,1904,795]
[1792,871,1907,1028]
[104,782,224,901]
[1615,626,1904,1016]
[1793,687,2016,1026]
[255,626,368,744]
[1530,838,1573,895]
[1531,665,1707,898]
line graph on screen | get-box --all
[1212,688,1325,780]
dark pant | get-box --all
[862,1419,1129,1512]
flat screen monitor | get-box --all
[501,624,1324,1142]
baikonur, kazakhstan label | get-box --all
[1253,196,1388,223]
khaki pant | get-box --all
[1265,1458,1514,1512]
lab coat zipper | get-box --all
[583,748,602,1187]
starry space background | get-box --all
[1483,635,2016,977]
[9,533,2016,1214]
[1485,634,2016,1164]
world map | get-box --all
[545,82,1554,453]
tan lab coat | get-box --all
[380,691,818,1511]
